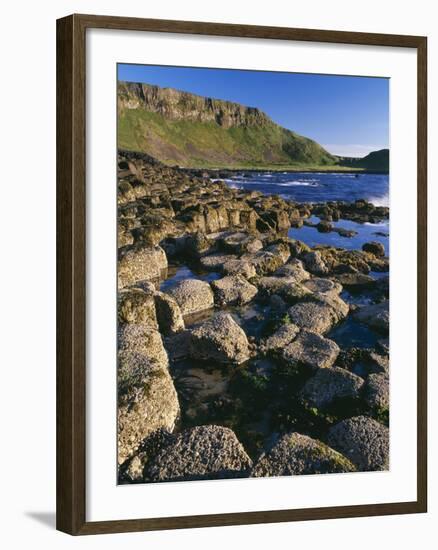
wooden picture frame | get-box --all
[57,13,427,535]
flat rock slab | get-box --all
[145,425,252,481]
[117,351,179,465]
[251,432,355,477]
[190,312,250,364]
[301,366,364,409]
[166,278,214,317]
[282,329,340,370]
[327,415,389,471]
[211,275,258,306]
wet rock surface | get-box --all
[117,151,390,482]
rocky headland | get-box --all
[117,149,390,483]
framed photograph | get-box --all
[56,14,427,535]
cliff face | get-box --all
[118,82,272,129]
[117,81,337,168]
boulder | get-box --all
[282,329,340,370]
[117,351,179,464]
[303,277,342,297]
[301,367,364,409]
[222,258,257,279]
[145,425,252,481]
[245,250,287,276]
[302,251,329,275]
[362,241,385,257]
[327,415,389,471]
[118,288,158,328]
[353,301,389,334]
[287,301,337,334]
[200,253,237,271]
[262,324,300,353]
[211,275,258,306]
[166,279,214,316]
[317,220,333,233]
[363,373,389,410]
[118,324,169,369]
[333,272,376,288]
[118,245,167,288]
[189,312,250,364]
[153,291,185,334]
[274,259,310,282]
[221,232,263,254]
[251,433,355,477]
[257,277,311,303]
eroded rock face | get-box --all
[118,324,169,369]
[118,245,168,288]
[363,373,389,410]
[117,352,179,464]
[301,367,364,409]
[118,288,158,328]
[189,312,250,364]
[166,279,214,316]
[327,416,389,471]
[145,425,252,481]
[251,433,355,477]
[353,301,389,334]
[211,275,258,306]
[282,329,340,370]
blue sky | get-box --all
[118,64,389,158]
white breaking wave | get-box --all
[367,193,390,207]
[277,180,319,187]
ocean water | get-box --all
[224,171,390,254]
[225,171,389,206]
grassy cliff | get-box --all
[118,81,338,169]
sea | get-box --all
[222,171,390,253]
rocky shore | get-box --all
[117,150,390,483]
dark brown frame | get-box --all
[57,13,428,535]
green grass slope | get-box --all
[339,149,389,173]
[118,107,337,169]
